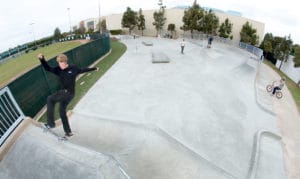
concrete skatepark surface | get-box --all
[1,36,295,179]
[0,124,129,179]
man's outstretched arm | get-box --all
[78,67,99,74]
[37,53,57,74]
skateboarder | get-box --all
[207,36,213,48]
[38,53,99,137]
[180,39,185,54]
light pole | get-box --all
[157,0,166,37]
[29,22,37,47]
[67,8,72,34]
[158,0,166,9]
[98,0,102,35]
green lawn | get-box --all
[264,60,300,111]
[0,41,82,88]
[39,40,127,122]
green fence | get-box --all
[6,35,110,118]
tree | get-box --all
[73,26,78,33]
[201,9,219,35]
[53,27,62,40]
[291,44,299,56]
[153,7,166,37]
[240,21,259,45]
[167,23,176,38]
[294,46,300,67]
[137,8,146,36]
[273,37,284,63]
[273,35,293,70]
[121,7,137,34]
[283,35,293,62]
[263,40,273,54]
[218,18,233,39]
[260,33,295,67]
[78,21,86,34]
[96,19,107,33]
[181,0,204,38]
[87,28,94,34]
[260,33,273,49]
[101,19,107,32]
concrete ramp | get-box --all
[0,122,129,179]
[232,58,258,78]
[254,63,276,115]
[68,112,236,179]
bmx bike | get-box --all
[266,84,283,99]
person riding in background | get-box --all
[272,77,286,95]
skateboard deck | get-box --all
[41,124,67,141]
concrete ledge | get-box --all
[247,129,282,179]
[152,52,170,63]
[142,41,153,46]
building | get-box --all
[75,18,101,32]
[105,7,265,43]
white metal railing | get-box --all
[0,87,25,146]
[239,42,263,58]
[181,32,263,58]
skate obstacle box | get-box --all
[152,51,170,63]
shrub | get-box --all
[110,29,122,35]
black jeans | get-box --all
[272,86,281,94]
[47,90,74,133]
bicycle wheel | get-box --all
[276,92,283,99]
[266,85,273,92]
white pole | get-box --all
[29,23,36,47]
[98,0,102,34]
[67,8,72,34]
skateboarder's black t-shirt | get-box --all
[39,58,96,94]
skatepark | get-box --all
[0,36,296,178]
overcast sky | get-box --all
[0,0,299,52]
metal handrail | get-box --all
[0,87,25,146]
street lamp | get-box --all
[67,8,72,34]
[158,0,166,9]
[157,0,166,37]
[29,22,37,47]
[98,0,102,35]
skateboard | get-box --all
[41,124,67,141]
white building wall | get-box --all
[106,14,122,30]
[214,11,265,43]
[106,8,265,43]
